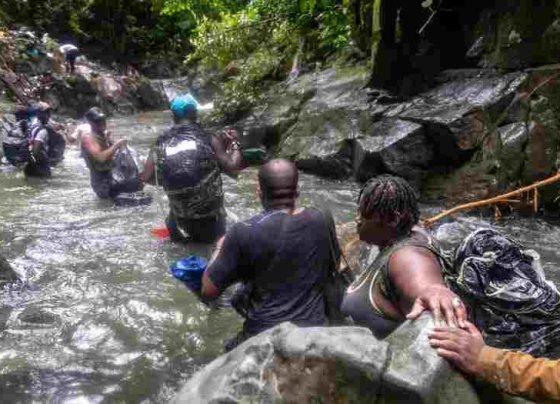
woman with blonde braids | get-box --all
[341,175,467,338]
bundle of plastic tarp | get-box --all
[445,228,560,358]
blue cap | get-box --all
[170,94,199,118]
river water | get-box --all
[1,110,560,402]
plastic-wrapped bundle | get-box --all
[46,130,66,166]
[111,146,143,194]
[2,122,30,166]
[446,228,560,358]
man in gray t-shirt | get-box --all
[25,102,53,178]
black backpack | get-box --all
[445,228,560,358]
[30,124,66,166]
[157,124,218,191]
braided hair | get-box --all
[358,175,420,236]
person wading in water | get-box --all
[201,159,340,350]
[141,95,245,244]
[80,107,128,198]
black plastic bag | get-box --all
[446,228,560,358]
[47,131,66,166]
[110,146,142,194]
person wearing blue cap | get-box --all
[141,94,245,243]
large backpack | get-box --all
[2,120,30,166]
[30,124,66,166]
[444,228,560,358]
[157,123,218,191]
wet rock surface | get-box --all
[353,119,431,187]
[229,62,560,204]
[41,69,167,118]
[173,315,483,403]
[18,307,58,326]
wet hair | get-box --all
[14,106,28,121]
[258,159,299,210]
[358,175,419,235]
[172,108,197,124]
[85,107,106,123]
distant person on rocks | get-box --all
[25,102,65,178]
[80,107,128,198]
[201,159,340,351]
[341,175,467,339]
[429,321,560,402]
[141,94,245,244]
[59,44,79,73]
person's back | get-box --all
[212,208,330,335]
[141,94,244,244]
[25,102,53,177]
[155,122,223,220]
[202,159,338,350]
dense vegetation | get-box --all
[0,1,446,116]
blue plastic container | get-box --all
[170,255,208,293]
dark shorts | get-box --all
[166,213,226,244]
[65,49,79,63]
[24,160,51,177]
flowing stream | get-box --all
[1,110,560,402]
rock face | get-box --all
[228,61,560,206]
[473,1,560,70]
[40,70,168,118]
[172,315,482,403]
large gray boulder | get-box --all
[278,67,371,178]
[382,70,528,157]
[226,65,370,178]
[242,66,530,185]
[172,314,482,403]
[353,119,432,187]
[40,71,167,118]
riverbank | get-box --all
[0,28,167,118]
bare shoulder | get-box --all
[389,244,440,273]
[80,132,98,148]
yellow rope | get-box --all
[422,171,560,226]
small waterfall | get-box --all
[151,76,214,110]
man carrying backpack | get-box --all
[141,94,245,243]
[25,102,65,178]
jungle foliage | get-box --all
[0,0,435,116]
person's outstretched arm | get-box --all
[390,246,467,327]
[211,129,245,177]
[429,322,560,402]
[201,229,242,302]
